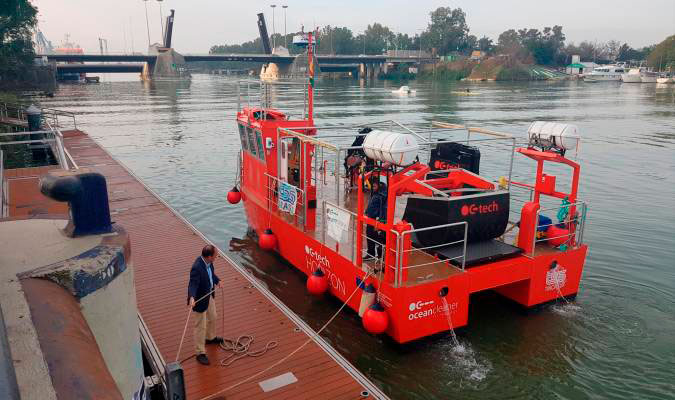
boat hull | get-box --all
[621,74,641,83]
[240,175,588,343]
[583,75,621,82]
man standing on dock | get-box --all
[187,245,224,365]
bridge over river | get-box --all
[38,9,436,80]
[39,53,436,79]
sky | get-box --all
[31,0,674,54]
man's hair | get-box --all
[202,245,216,257]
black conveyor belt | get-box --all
[434,239,523,268]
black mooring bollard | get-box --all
[39,168,112,237]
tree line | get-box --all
[211,6,670,69]
[0,0,38,83]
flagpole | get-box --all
[308,30,314,124]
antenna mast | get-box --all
[307,30,315,123]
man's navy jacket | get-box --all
[187,256,220,313]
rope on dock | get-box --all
[219,335,278,367]
[199,269,374,400]
[218,285,279,366]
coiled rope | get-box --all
[219,335,278,367]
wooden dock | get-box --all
[4,130,387,400]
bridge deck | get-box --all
[54,130,385,400]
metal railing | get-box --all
[0,150,4,218]
[41,107,77,131]
[391,222,468,287]
[0,102,77,131]
[320,200,469,288]
[0,126,76,171]
[265,173,306,229]
[530,201,588,257]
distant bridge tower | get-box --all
[163,9,175,49]
[257,13,272,55]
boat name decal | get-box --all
[408,300,458,320]
[545,265,567,291]
[461,201,499,216]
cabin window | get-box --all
[246,127,257,156]
[238,124,248,151]
[255,130,265,161]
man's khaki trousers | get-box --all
[194,296,217,355]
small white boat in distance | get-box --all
[641,70,658,83]
[656,74,673,84]
[584,65,626,82]
[392,85,416,94]
[622,68,658,83]
[622,68,642,83]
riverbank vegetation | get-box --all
[210,6,668,78]
[646,35,675,71]
[0,0,39,89]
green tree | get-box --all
[518,26,565,65]
[359,23,395,55]
[318,26,356,55]
[616,43,651,62]
[0,0,38,81]
[478,36,494,54]
[496,29,527,59]
[646,35,675,71]
[497,26,566,65]
[394,33,414,51]
[420,7,470,55]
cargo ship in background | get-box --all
[227,31,590,344]
[53,35,86,82]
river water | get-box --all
[41,76,674,399]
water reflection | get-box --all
[39,75,675,400]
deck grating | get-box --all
[51,130,385,400]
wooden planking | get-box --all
[3,166,67,218]
[59,131,377,400]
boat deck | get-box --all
[293,175,463,287]
[5,130,387,400]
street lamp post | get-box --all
[157,0,164,42]
[270,5,277,50]
[143,0,151,49]
[282,5,288,48]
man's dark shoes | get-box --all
[196,354,210,365]
[206,336,224,345]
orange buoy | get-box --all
[259,229,277,250]
[306,269,329,295]
[362,302,389,334]
[546,225,570,247]
[227,187,241,204]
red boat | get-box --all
[229,32,589,344]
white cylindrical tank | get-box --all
[527,121,580,150]
[362,130,419,166]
